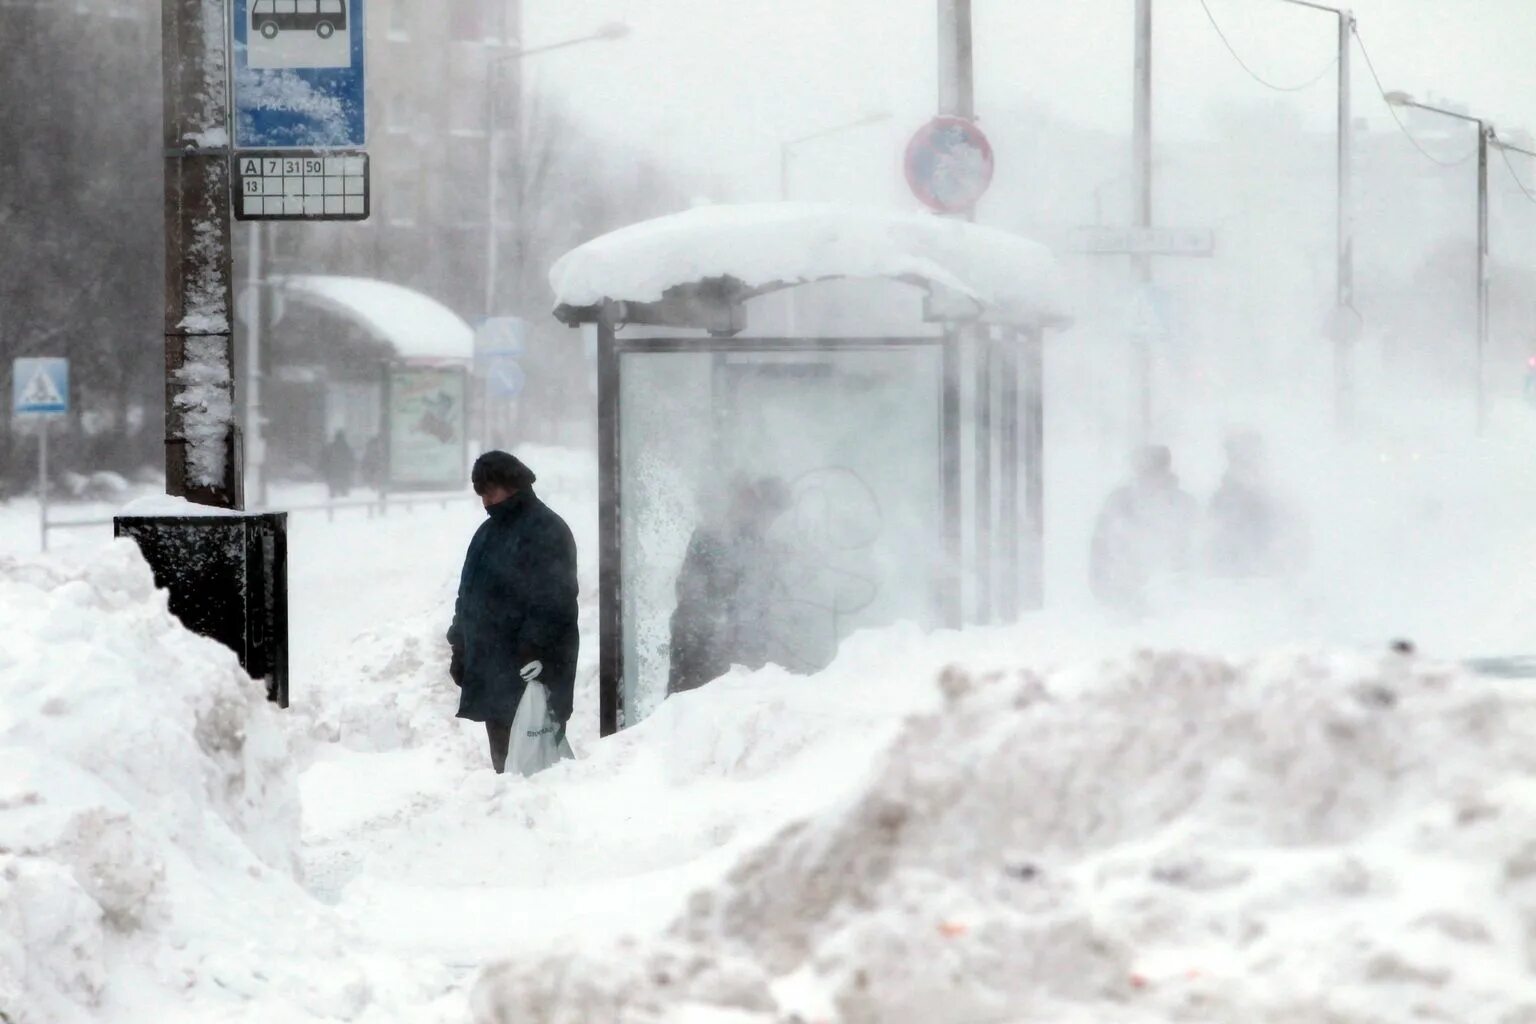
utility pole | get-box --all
[937,0,975,626]
[1477,123,1490,436]
[1132,0,1154,443]
[244,222,268,508]
[162,0,240,508]
[1334,11,1357,431]
[1284,1,1359,433]
[1387,93,1493,434]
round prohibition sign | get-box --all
[904,116,995,214]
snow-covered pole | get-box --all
[936,0,973,628]
[163,0,241,509]
[1132,0,1154,444]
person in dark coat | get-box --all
[360,435,385,490]
[1206,430,1306,578]
[322,429,356,498]
[667,476,790,696]
[1089,445,1198,614]
[447,451,579,773]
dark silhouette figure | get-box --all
[668,476,790,696]
[322,429,356,499]
[1206,431,1305,579]
[1090,445,1198,613]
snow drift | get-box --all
[473,646,1536,1023]
[0,543,448,1024]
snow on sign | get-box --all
[234,152,369,220]
[233,0,366,150]
[11,357,68,418]
[904,116,994,214]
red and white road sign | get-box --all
[904,116,994,214]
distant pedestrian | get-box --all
[321,429,356,499]
[1205,430,1306,578]
[1089,445,1198,613]
[448,451,579,774]
[360,435,385,490]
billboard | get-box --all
[385,365,467,489]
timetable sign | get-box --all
[233,151,370,221]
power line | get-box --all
[1496,145,1536,205]
[1352,26,1477,169]
[1198,0,1337,93]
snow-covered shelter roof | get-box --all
[550,203,1070,331]
[275,275,474,362]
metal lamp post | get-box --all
[1385,92,1491,434]
[778,111,893,200]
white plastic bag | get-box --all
[507,681,574,777]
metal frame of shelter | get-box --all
[556,274,1053,737]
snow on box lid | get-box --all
[549,202,1070,330]
[118,494,255,518]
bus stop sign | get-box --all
[233,0,367,149]
[904,116,994,214]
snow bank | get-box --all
[549,203,1068,328]
[0,542,295,1020]
[0,543,452,1023]
[473,646,1536,1023]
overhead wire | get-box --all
[1352,25,1478,169]
[1197,0,1338,93]
[1496,144,1536,205]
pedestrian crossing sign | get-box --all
[12,357,69,418]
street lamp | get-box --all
[778,111,892,200]
[1386,91,1493,434]
[1280,0,1358,431]
[483,22,632,320]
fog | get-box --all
[3,0,1536,670]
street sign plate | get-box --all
[12,358,69,418]
[233,151,369,220]
[1071,226,1216,257]
[904,116,994,214]
[479,354,526,399]
[232,0,366,150]
[475,317,528,358]
[1125,286,1173,341]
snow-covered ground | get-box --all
[6,414,1536,1022]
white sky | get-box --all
[521,0,1536,202]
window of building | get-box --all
[449,0,483,43]
[386,0,411,40]
[385,158,421,228]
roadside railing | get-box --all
[40,489,470,547]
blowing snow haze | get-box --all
[5,0,1536,1022]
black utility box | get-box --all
[114,512,289,707]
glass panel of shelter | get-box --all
[617,339,946,724]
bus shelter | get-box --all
[550,204,1069,735]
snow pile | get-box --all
[550,202,1068,328]
[0,543,452,1023]
[473,647,1536,1023]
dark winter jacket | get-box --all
[1089,477,1197,611]
[667,527,778,695]
[447,490,579,724]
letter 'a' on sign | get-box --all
[232,149,370,221]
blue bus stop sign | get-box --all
[233,0,366,149]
